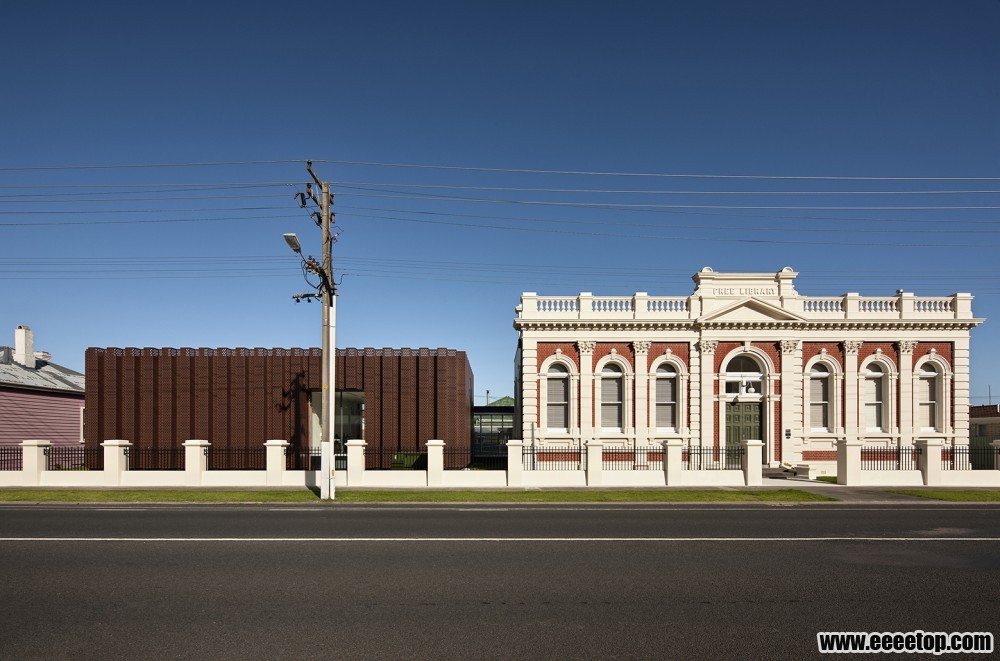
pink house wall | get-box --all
[0,388,84,446]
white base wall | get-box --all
[120,472,187,487]
[938,472,1000,487]
[601,471,667,487]
[522,472,587,487]
[680,470,746,486]
[442,471,508,488]
[858,470,925,486]
[361,471,429,488]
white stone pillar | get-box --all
[102,439,131,487]
[578,341,596,443]
[698,339,718,448]
[663,438,684,486]
[843,341,862,445]
[742,439,764,486]
[915,438,942,486]
[992,441,1000,471]
[780,340,802,465]
[836,439,862,486]
[586,439,603,486]
[264,440,289,486]
[20,440,50,487]
[633,341,651,446]
[506,440,524,487]
[183,439,209,487]
[899,341,917,448]
[521,338,538,442]
[426,439,444,487]
[346,439,366,487]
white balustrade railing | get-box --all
[802,298,844,314]
[914,298,953,314]
[591,297,633,313]
[647,297,689,314]
[859,298,899,314]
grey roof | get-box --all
[0,346,84,395]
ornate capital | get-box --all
[632,340,651,355]
[780,340,800,355]
[898,340,918,355]
[843,340,863,355]
[697,339,719,355]
[577,340,596,354]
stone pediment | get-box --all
[698,297,806,323]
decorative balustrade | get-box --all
[802,298,844,314]
[591,297,633,313]
[859,298,899,314]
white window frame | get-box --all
[538,355,578,435]
[803,356,842,435]
[914,358,950,434]
[650,356,688,435]
[594,355,633,435]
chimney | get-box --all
[14,325,35,369]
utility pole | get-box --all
[304,161,337,500]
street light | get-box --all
[283,233,302,254]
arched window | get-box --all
[546,363,570,431]
[724,355,763,397]
[601,363,624,431]
[863,363,885,432]
[655,363,677,431]
[917,363,939,431]
[809,363,831,431]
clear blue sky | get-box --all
[2,1,999,404]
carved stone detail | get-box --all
[843,340,863,355]
[780,340,800,355]
[632,341,651,354]
[898,340,918,355]
[698,340,719,354]
[577,341,596,354]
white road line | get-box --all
[0,536,996,542]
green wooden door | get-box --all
[725,402,764,464]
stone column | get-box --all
[521,337,538,442]
[633,341,651,446]
[662,438,684,486]
[992,440,1000,471]
[578,341,596,443]
[697,339,718,448]
[183,439,209,487]
[899,341,917,447]
[426,439,444,487]
[20,439,50,487]
[843,341,862,444]
[264,440,288,486]
[346,439,366,487]
[780,340,802,465]
[586,439,603,486]
[836,439,863,486]
[506,440,524,487]
[915,438,942,486]
[742,439,764,486]
[102,439,132,487]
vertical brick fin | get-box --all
[381,350,399,453]
[139,350,156,447]
[399,350,417,449]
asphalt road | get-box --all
[1,504,998,660]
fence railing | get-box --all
[0,445,23,471]
[942,446,998,471]
[365,449,427,470]
[444,448,507,470]
[207,447,267,470]
[522,446,585,471]
[683,446,744,470]
[128,447,186,471]
[603,447,663,470]
[284,447,346,471]
[46,446,104,471]
[861,446,920,470]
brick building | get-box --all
[514,267,984,477]
[84,347,473,454]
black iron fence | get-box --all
[207,447,267,470]
[285,447,346,471]
[942,446,998,471]
[46,446,104,471]
[522,446,585,471]
[128,447,186,471]
[365,449,427,470]
[0,445,22,471]
[861,446,920,471]
[683,445,744,470]
[444,448,506,470]
[603,447,663,470]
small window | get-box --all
[655,364,677,431]
[917,363,939,431]
[810,363,831,431]
[863,363,885,432]
[601,363,623,431]
[546,363,569,431]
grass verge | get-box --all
[332,489,838,503]
[887,490,1000,502]
[0,490,319,503]
[815,476,838,484]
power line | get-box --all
[0,160,306,171]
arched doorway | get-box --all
[721,354,767,465]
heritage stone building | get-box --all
[513,267,984,475]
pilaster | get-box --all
[780,339,802,464]
[697,339,718,448]
[578,340,596,442]
[843,340,862,444]
[899,340,917,447]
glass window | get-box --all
[724,355,762,397]
[546,363,569,431]
[864,363,885,431]
[917,363,938,431]
[655,364,677,430]
[810,363,830,431]
[601,363,623,431]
